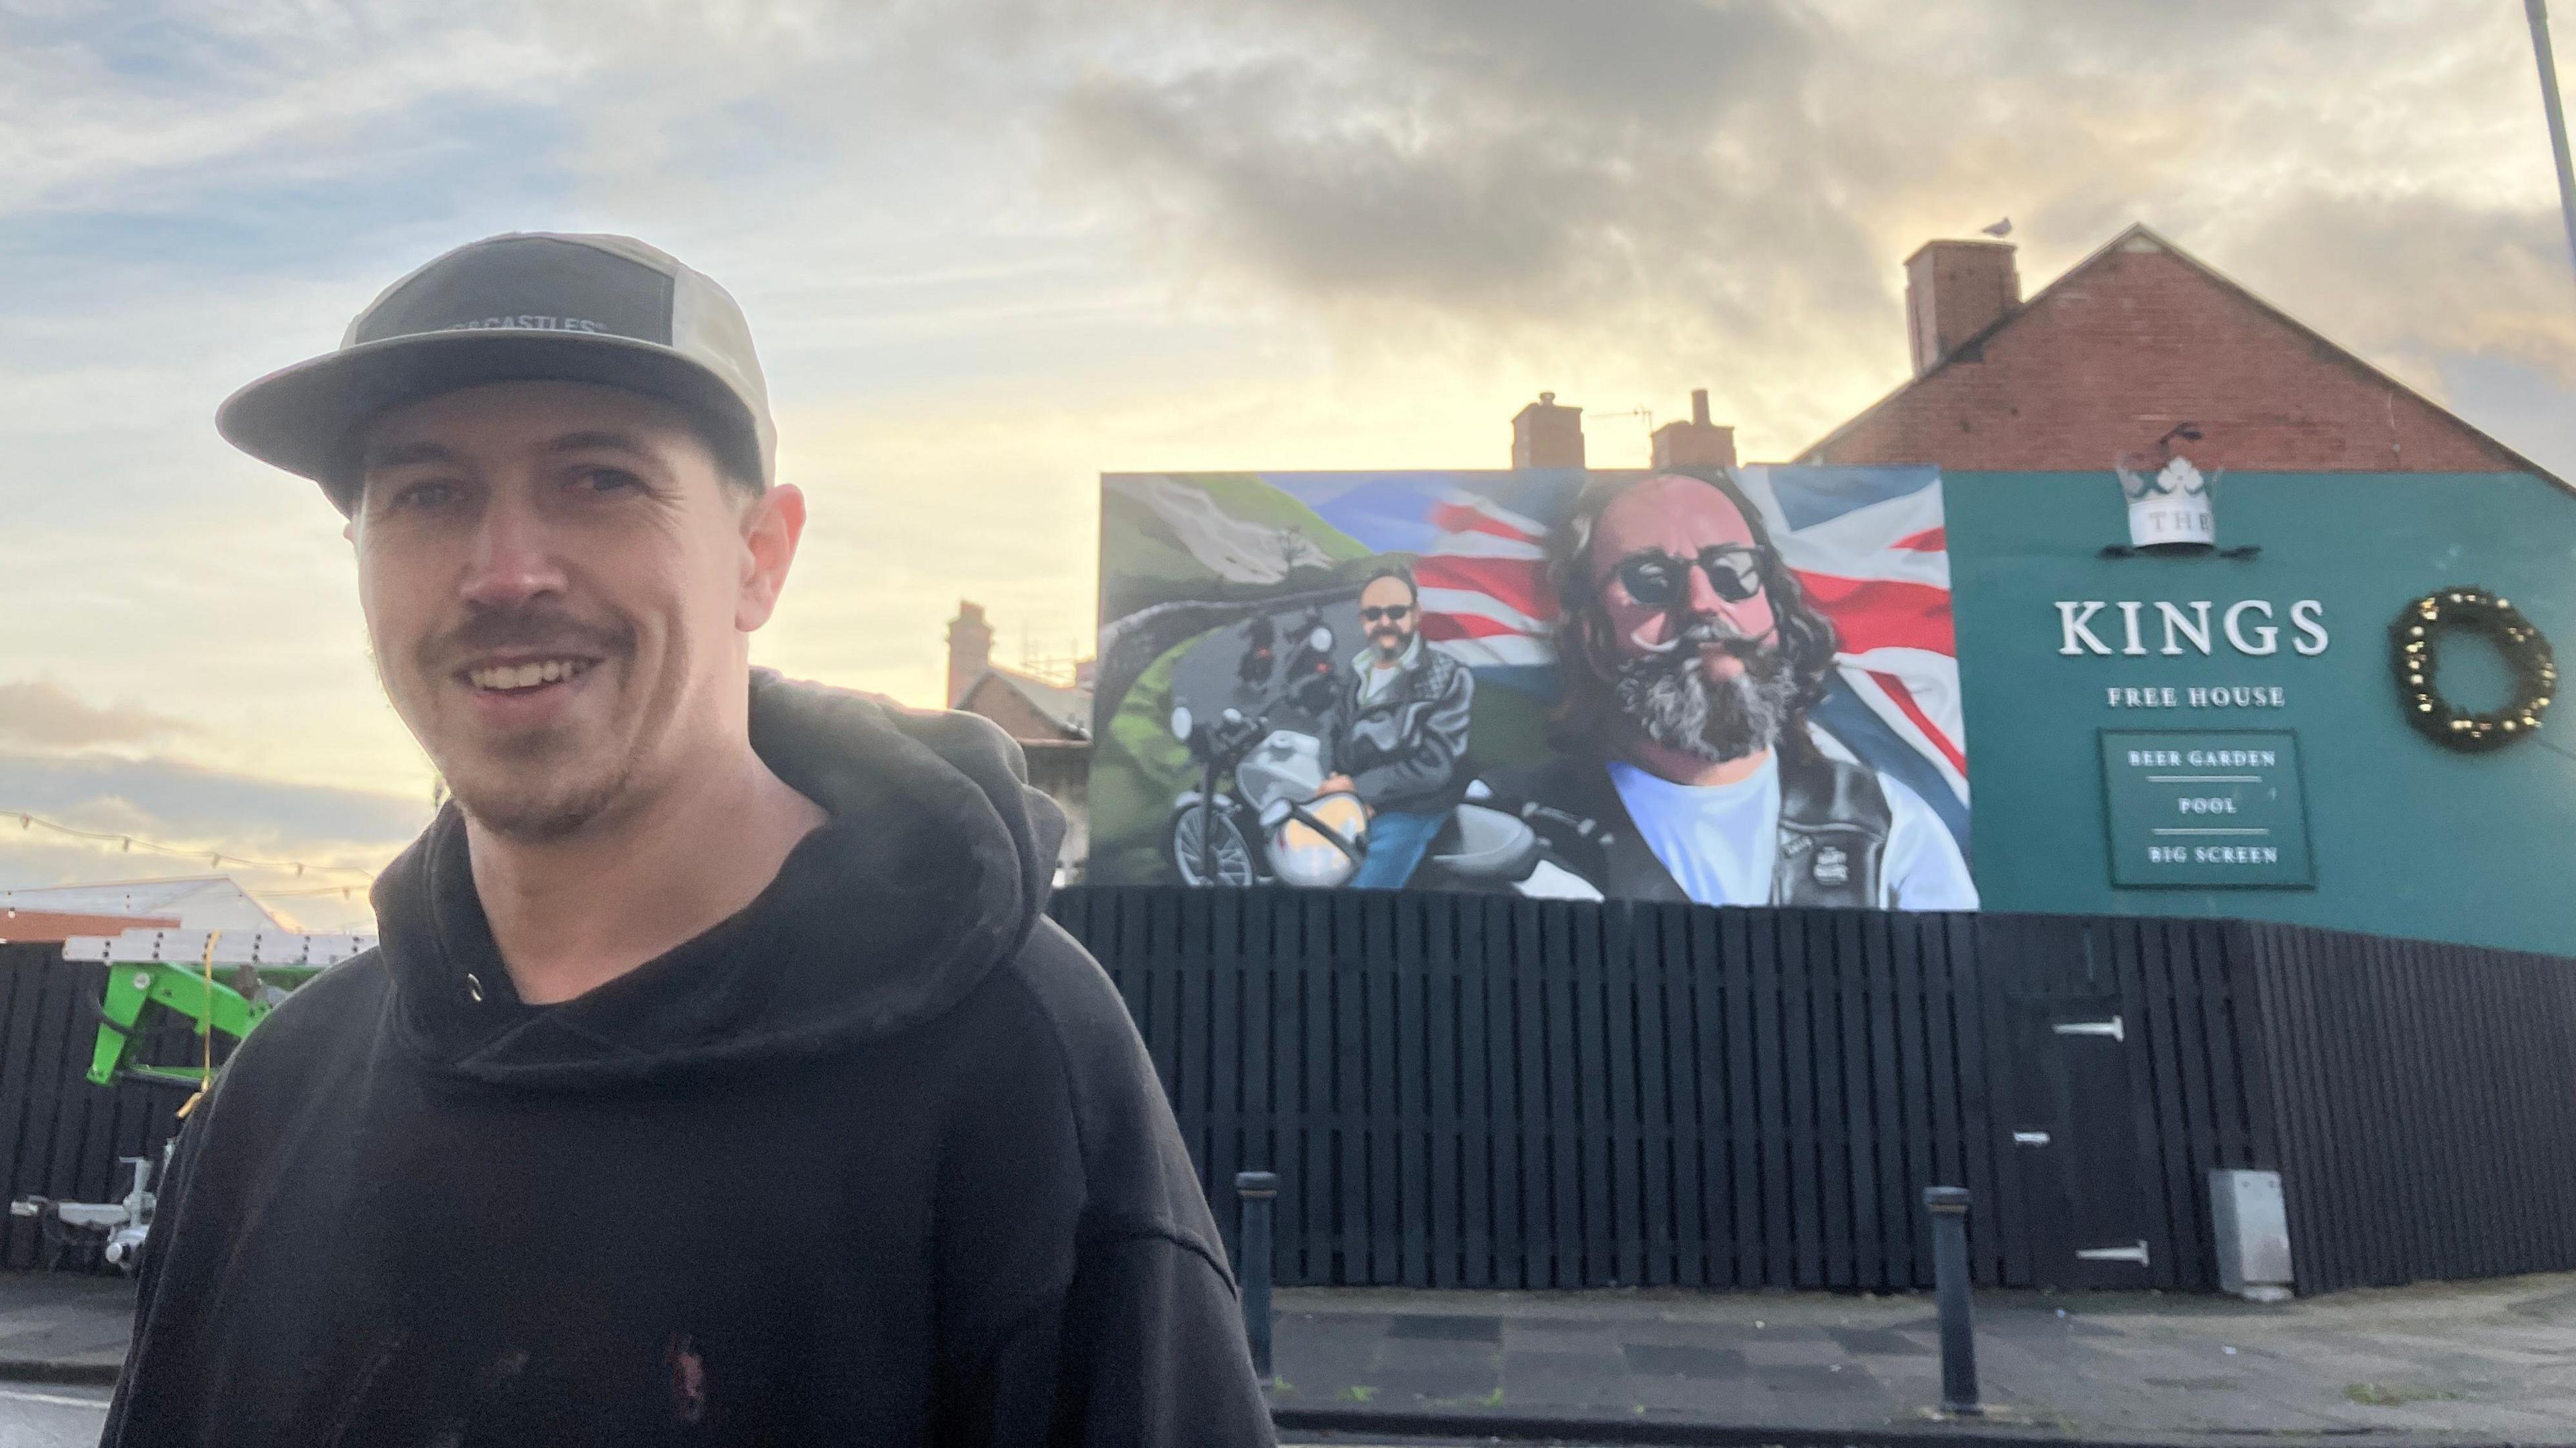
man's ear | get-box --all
[737,483,806,632]
[1579,608,1620,683]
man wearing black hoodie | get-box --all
[103,233,1276,1445]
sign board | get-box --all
[1091,467,1975,907]
[2099,730,2312,887]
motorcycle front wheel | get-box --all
[1171,805,1257,887]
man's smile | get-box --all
[449,650,612,729]
[464,655,599,693]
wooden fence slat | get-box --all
[1915,914,1964,1289]
[1633,905,1684,1287]
[1541,905,1586,1290]
[1955,914,2008,1288]
[1460,899,1498,1288]
[1833,912,1880,1290]
[1677,905,1725,1288]
[1299,900,1335,1284]
[1206,892,1243,1268]
[1715,908,1758,1288]
[1744,909,1794,1288]
[1794,912,1847,1288]
[15,959,80,1239]
[0,950,54,1267]
[1376,895,1423,1288]
[1423,898,1460,1287]
[1864,914,1911,1291]
[1512,899,1553,1289]
[1589,903,1631,1286]
[1890,916,1935,1288]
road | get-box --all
[0,1383,109,1448]
[0,1384,1421,1448]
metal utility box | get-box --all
[2209,1168,2294,1300]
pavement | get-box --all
[5,1269,2575,1445]
[0,1275,128,1388]
[1267,1276,2576,1445]
[0,1381,115,1448]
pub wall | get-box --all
[1946,469,2576,955]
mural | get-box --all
[1091,467,1976,909]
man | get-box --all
[1316,564,1473,889]
[1509,471,1976,909]
[106,233,1273,1445]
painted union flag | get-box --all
[1389,468,1966,846]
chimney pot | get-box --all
[946,600,996,708]
[1511,392,1586,469]
[1652,390,1737,471]
[1904,239,2021,378]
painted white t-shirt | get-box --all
[1356,634,1419,704]
[1607,755,1980,909]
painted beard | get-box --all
[1610,620,1799,763]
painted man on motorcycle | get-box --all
[1502,470,1976,909]
[1317,563,1476,889]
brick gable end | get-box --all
[1801,239,2526,475]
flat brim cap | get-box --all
[217,233,775,513]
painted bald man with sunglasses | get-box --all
[1509,471,1976,909]
[1318,562,1475,889]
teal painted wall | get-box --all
[1945,471,2576,956]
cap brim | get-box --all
[217,330,764,513]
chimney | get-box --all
[1904,239,2020,377]
[946,600,994,708]
[1511,392,1586,469]
[1651,388,1738,471]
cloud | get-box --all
[0,750,425,872]
[1044,0,2576,446]
[1051,0,1841,321]
[7,0,2576,770]
[0,680,197,751]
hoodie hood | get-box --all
[372,669,1066,1089]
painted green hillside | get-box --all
[1099,472,1375,620]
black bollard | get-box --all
[1235,1171,1279,1382]
[1925,1186,1981,1415]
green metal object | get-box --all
[87,960,324,1088]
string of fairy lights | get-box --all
[1,808,379,901]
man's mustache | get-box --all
[1627,618,1774,658]
[427,606,627,667]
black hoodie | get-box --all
[103,672,1275,1447]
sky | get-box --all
[5,0,2576,930]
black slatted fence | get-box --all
[1050,888,2573,1296]
[2237,922,2576,1294]
[4,897,2572,1294]
[0,944,203,1270]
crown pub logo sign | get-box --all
[2114,425,2218,552]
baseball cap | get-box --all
[217,233,775,513]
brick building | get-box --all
[1794,223,2542,477]
[1049,220,2556,890]
[945,600,1092,882]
